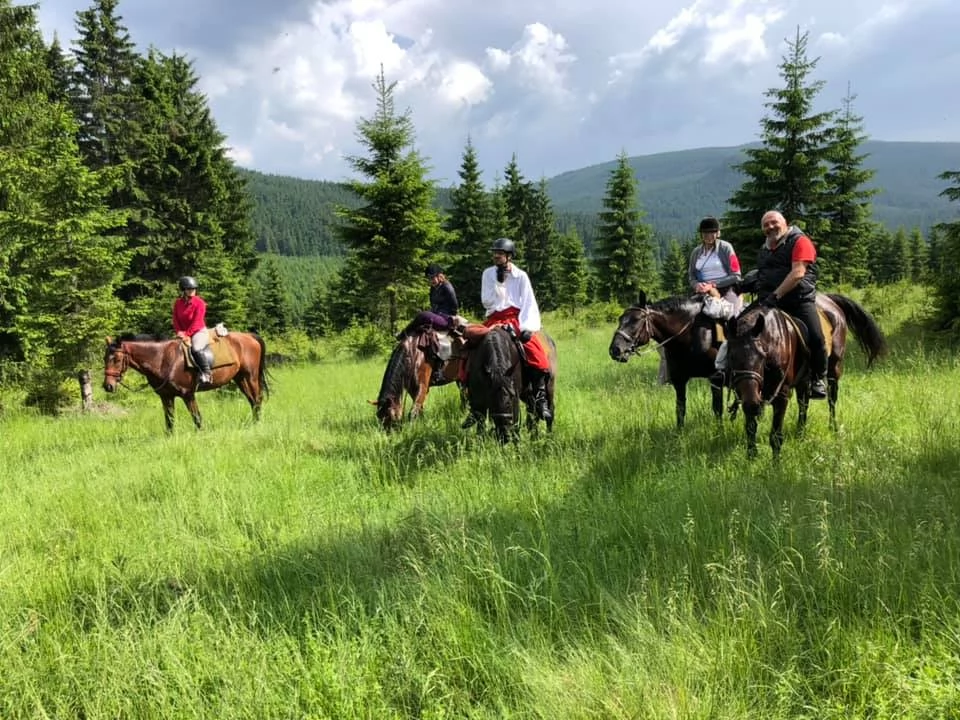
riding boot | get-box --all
[532,369,552,421]
[461,412,480,429]
[196,346,214,384]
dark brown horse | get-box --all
[609,291,733,428]
[724,293,887,458]
[103,332,268,432]
[372,330,461,431]
[465,327,557,443]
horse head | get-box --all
[373,334,421,432]
[102,337,127,393]
[610,304,651,362]
[724,305,774,411]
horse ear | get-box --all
[751,314,766,337]
[367,399,379,405]
[106,336,112,345]
[636,289,647,307]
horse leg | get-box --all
[183,393,202,430]
[410,362,432,420]
[234,373,262,422]
[770,395,788,458]
[744,409,759,459]
[162,395,176,433]
[673,379,687,429]
[796,384,810,437]
[710,381,723,421]
[828,364,840,432]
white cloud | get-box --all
[36,0,960,181]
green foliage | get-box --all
[0,0,126,413]
[331,68,449,332]
[660,237,696,296]
[445,137,493,316]
[593,151,658,304]
[724,28,837,268]
[553,226,589,313]
[933,170,960,326]
[524,179,562,310]
[820,89,877,284]
[247,256,292,335]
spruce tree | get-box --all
[446,137,491,316]
[660,237,696,296]
[0,0,126,410]
[554,226,589,313]
[725,27,836,268]
[820,88,876,286]
[933,170,960,323]
[524,179,561,310]
[593,151,657,304]
[502,155,530,256]
[333,67,447,332]
[908,227,928,283]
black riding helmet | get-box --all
[698,216,720,233]
[490,237,516,256]
[178,276,198,291]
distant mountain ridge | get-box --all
[545,140,960,237]
[240,141,960,256]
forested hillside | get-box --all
[243,141,960,257]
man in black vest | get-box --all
[754,210,828,399]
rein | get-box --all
[617,310,695,357]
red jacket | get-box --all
[172,296,207,336]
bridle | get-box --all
[615,307,694,357]
[103,345,129,385]
[728,337,788,405]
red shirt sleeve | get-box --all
[791,235,817,264]
[728,253,741,274]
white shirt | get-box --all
[480,263,542,332]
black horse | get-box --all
[465,327,557,443]
[725,293,888,458]
[609,291,734,428]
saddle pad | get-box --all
[181,335,237,369]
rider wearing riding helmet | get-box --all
[173,275,214,384]
[461,237,552,426]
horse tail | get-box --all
[825,293,889,366]
[254,333,270,397]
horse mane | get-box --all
[116,332,168,343]
[628,294,701,317]
[377,337,414,403]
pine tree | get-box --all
[907,227,928,283]
[524,179,561,310]
[927,224,944,279]
[725,27,837,269]
[554,226,589,313]
[248,256,291,335]
[332,67,448,332]
[446,137,491,316]
[0,0,126,411]
[502,155,530,256]
[933,171,960,324]
[593,151,657,304]
[44,34,73,105]
[660,237,696,296]
[820,87,876,285]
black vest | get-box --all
[756,226,818,302]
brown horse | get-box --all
[103,332,268,432]
[724,293,887,458]
[609,291,734,428]
[372,330,461,431]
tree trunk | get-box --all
[78,369,93,412]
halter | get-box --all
[616,307,694,357]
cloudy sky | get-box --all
[35,0,958,184]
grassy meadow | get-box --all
[2,285,960,719]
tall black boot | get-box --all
[195,346,214,384]
[533,370,552,421]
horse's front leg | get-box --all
[743,407,760,459]
[183,393,202,430]
[672,379,688,429]
[410,362,433,420]
[769,394,789,458]
[795,384,810,437]
[710,381,724,421]
[162,395,176,434]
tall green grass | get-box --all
[2,286,959,718]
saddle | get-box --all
[180,328,237,370]
[780,308,833,356]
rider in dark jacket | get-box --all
[754,210,828,399]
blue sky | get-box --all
[35,0,959,184]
